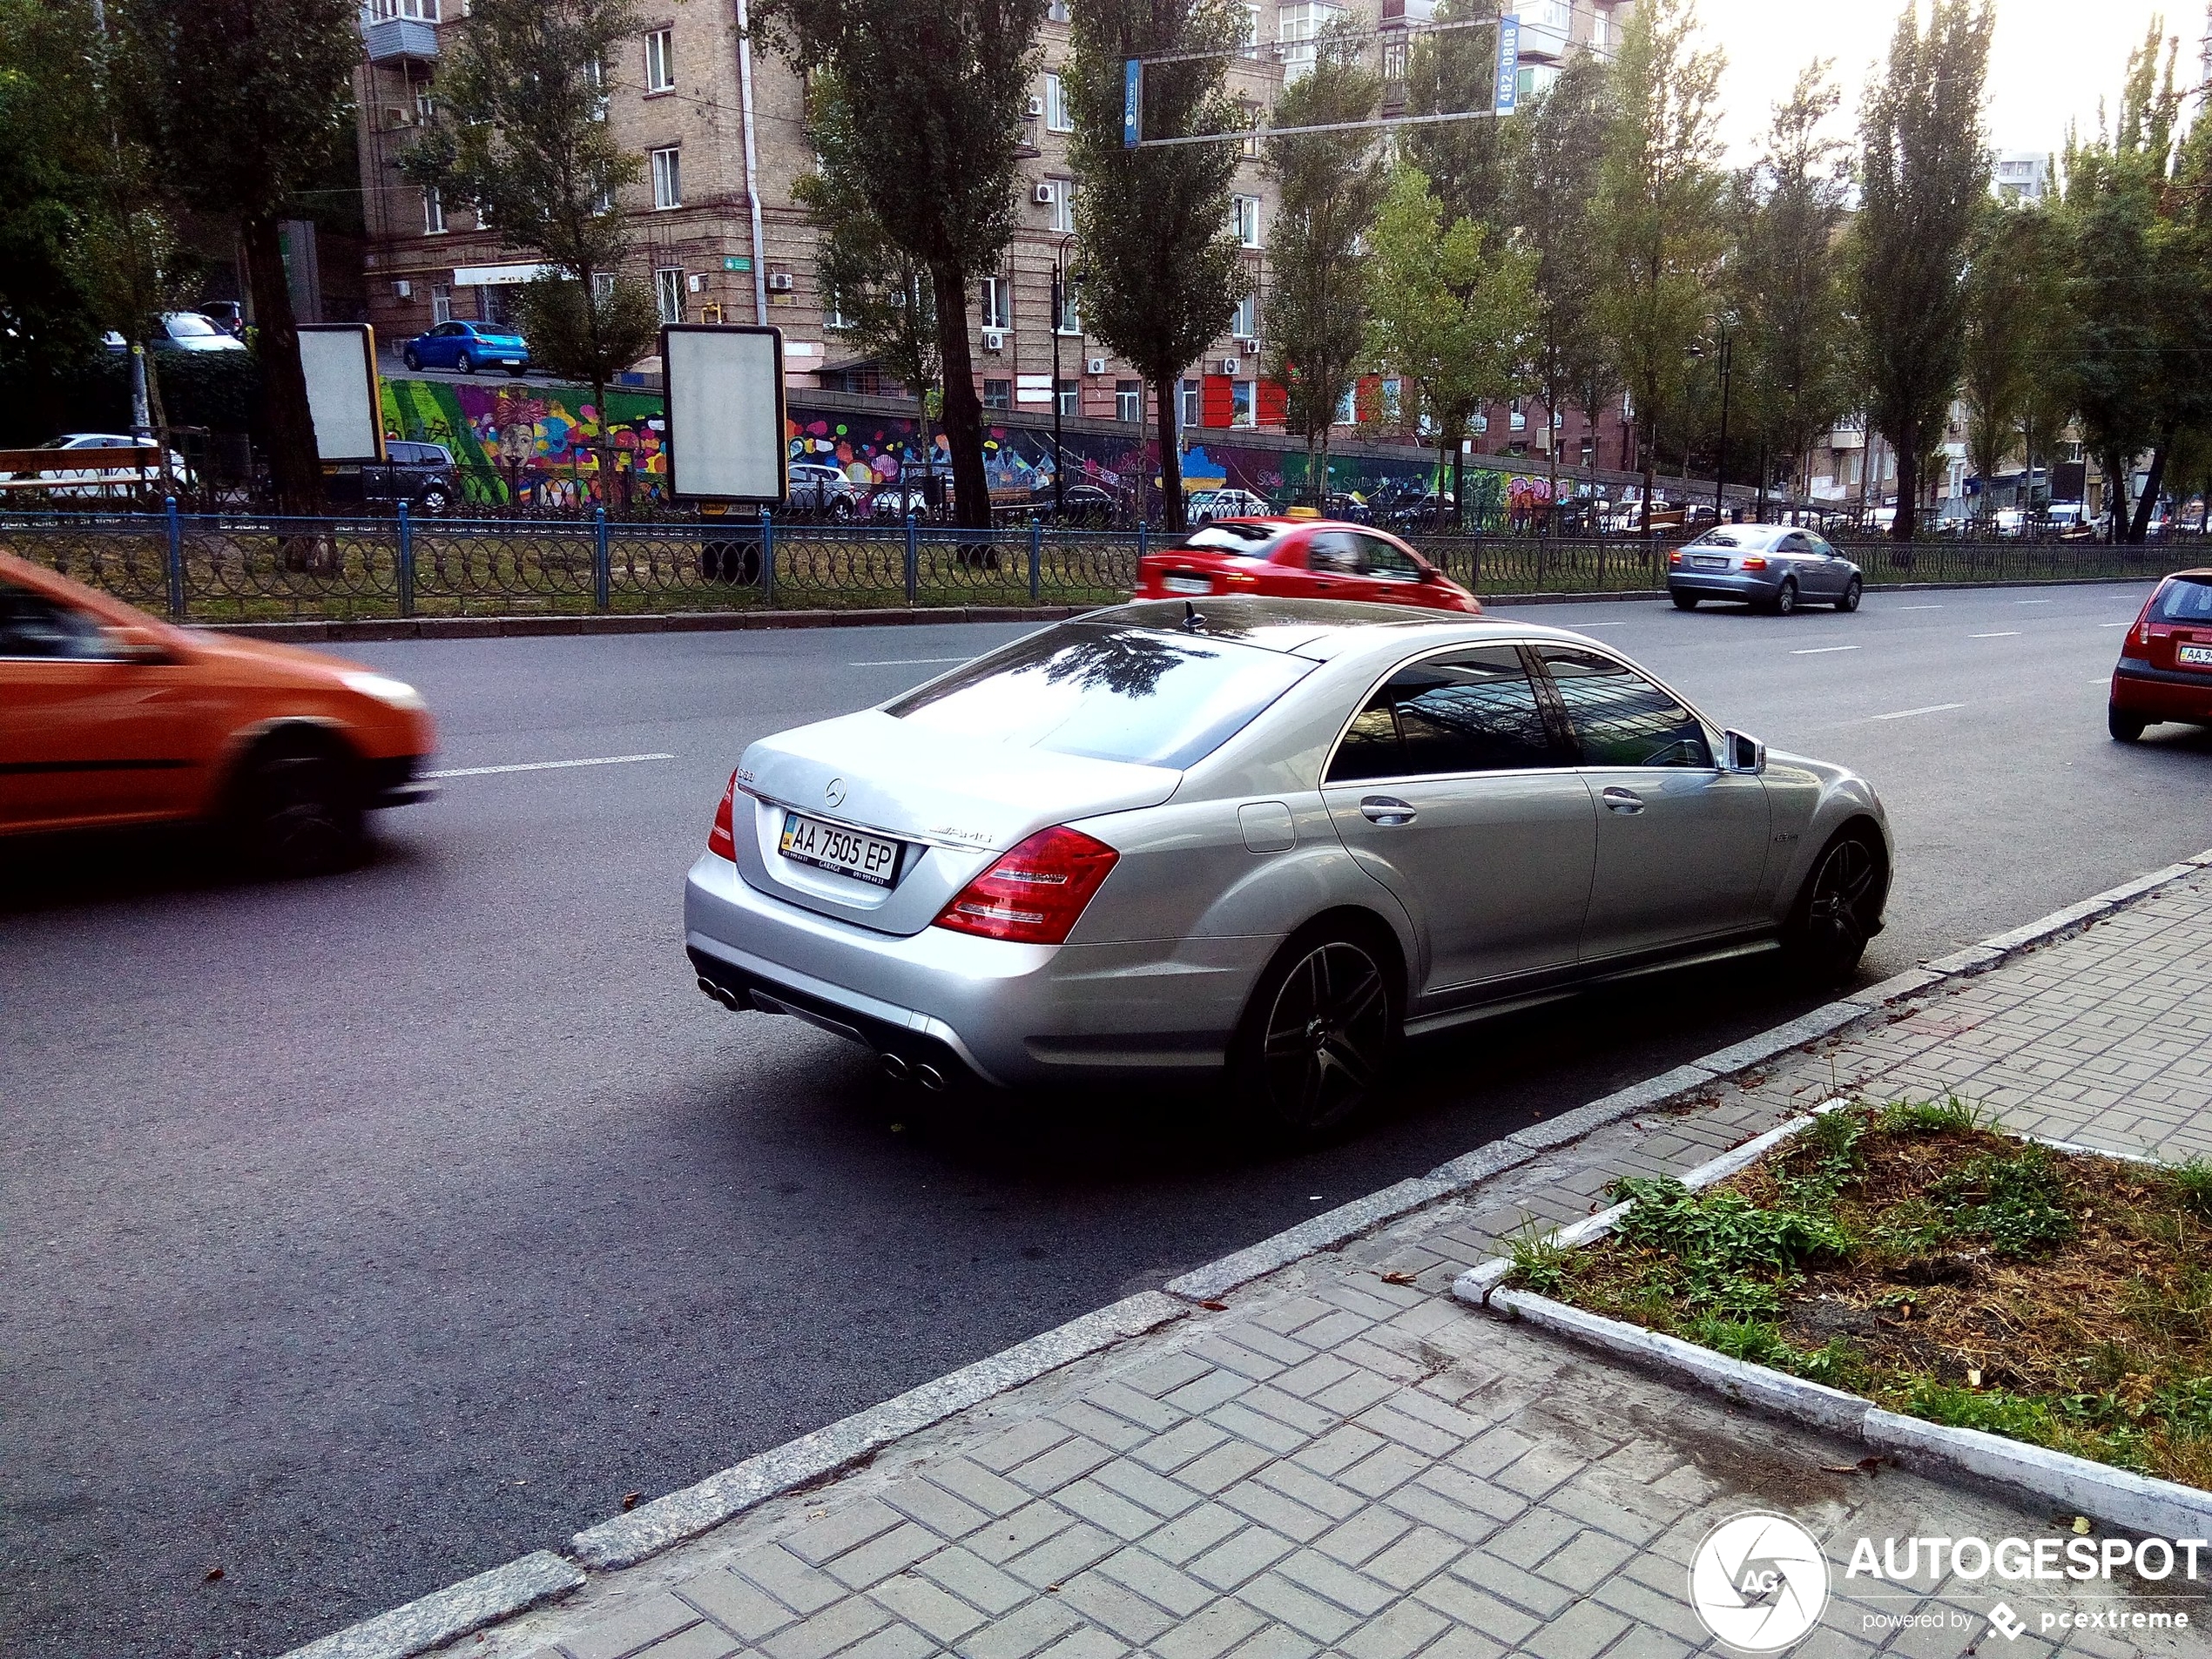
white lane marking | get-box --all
[851,656,969,667]
[2016,599,2054,605]
[1967,631,2021,638]
[2091,677,2112,685]
[1564,620,1628,628]
[2101,622,2131,628]
[1872,703,1967,721]
[1894,604,1946,610]
[1791,645,1859,655]
[426,752,677,779]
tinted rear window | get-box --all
[2153,577,2212,623]
[887,621,1313,769]
[1177,523,1282,557]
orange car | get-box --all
[0,550,436,873]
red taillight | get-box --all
[708,771,737,860]
[1667,550,1682,564]
[1740,556,1768,570]
[934,826,1120,945]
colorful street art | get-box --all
[379,371,1557,528]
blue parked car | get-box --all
[401,320,530,376]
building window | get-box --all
[371,0,439,19]
[1231,292,1257,339]
[1116,380,1143,422]
[430,280,453,323]
[1241,3,1262,46]
[422,185,445,234]
[1589,3,1609,47]
[980,274,1011,330]
[1231,195,1261,248]
[1277,1,1339,79]
[1049,177,1077,233]
[591,272,615,302]
[1509,396,1527,433]
[1179,378,1201,430]
[982,378,1011,410]
[1056,378,1078,416]
[1335,386,1355,425]
[1047,0,1069,18]
[473,197,493,228]
[1044,72,1073,132]
[824,281,852,331]
[655,267,684,324]
[1381,377,1402,421]
[651,146,681,209]
[1231,381,1254,428]
[644,27,675,93]
[1055,276,1081,334]
[414,86,436,122]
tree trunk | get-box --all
[244,213,324,516]
[1315,427,1331,514]
[2103,448,2128,544]
[1892,435,1919,541]
[930,260,988,529]
[1155,375,1184,534]
[1638,415,1656,536]
[2129,427,2173,544]
[1449,439,1464,535]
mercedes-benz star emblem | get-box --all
[825,779,846,808]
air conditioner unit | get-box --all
[1026,95,1044,116]
[1086,356,1107,375]
[1219,356,1241,375]
[766,272,794,292]
[1237,335,1259,352]
[982,329,1006,352]
[1034,181,1056,205]
[395,280,413,299]
[686,273,705,293]
[383,106,412,129]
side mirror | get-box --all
[1723,730,1766,775]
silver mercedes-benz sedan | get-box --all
[685,597,1892,1133]
[1666,524,1865,614]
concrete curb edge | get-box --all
[279,849,2212,1659]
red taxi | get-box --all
[1134,517,1481,614]
[2110,568,2212,741]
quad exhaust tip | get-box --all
[914,1062,947,1093]
[879,1052,911,1082]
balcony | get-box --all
[363,15,437,63]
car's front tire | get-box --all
[1781,825,1886,985]
[2109,705,2148,743]
[1231,921,1402,1138]
[420,486,450,516]
[231,731,363,879]
[1836,576,1863,612]
[402,347,421,372]
[1770,577,1798,616]
[1671,590,1699,610]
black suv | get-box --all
[326,442,462,515]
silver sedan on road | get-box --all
[1667,524,1865,615]
[685,598,1892,1134]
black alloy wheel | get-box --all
[1836,576,1863,612]
[1785,830,1884,984]
[1671,590,1699,610]
[236,737,362,878]
[1771,577,1798,616]
[1238,934,1399,1137]
[402,347,421,372]
[2108,705,2148,743]
[420,486,450,516]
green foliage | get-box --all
[1959,199,2061,519]
[1874,1095,1993,1136]
[1506,1224,1573,1297]
[1609,1177,1851,1288]
[2169,1160,2212,1223]
[1930,1145,2077,1257]
[0,0,102,388]
[512,274,659,405]
[1906,1379,2060,1441]
[1398,0,1510,232]
[1683,1313,1796,1366]
[1847,0,1993,539]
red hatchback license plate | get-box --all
[2178,644,2212,667]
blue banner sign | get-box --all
[1123,59,1142,147]
[1494,16,1520,113]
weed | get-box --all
[1506,1225,1573,1296]
[1683,1313,1797,1366]
[1794,1339,1867,1389]
[1932,1145,2075,1257]
[1877,1096,1995,1136]
[1906,1379,2056,1441]
[2169,1159,2212,1223]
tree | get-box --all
[1365,164,1535,529]
[1848,0,1993,541]
[0,0,101,413]
[131,0,361,515]
[405,0,657,491]
[1728,61,1852,516]
[1958,198,2047,523]
[1507,52,1614,513]
[1261,26,1384,509]
[753,0,1044,528]
[1591,0,1726,532]
[1400,0,1512,232]
[1063,0,1248,533]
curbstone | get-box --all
[1502,1064,1719,1157]
[1841,967,1948,1007]
[1164,1177,1461,1303]
[280,1551,583,1659]
[569,1291,1187,1572]
[1690,1005,1868,1078]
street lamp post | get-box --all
[1050,234,1078,520]
[1689,323,1735,520]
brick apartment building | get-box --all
[352,0,1630,463]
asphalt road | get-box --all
[5,583,2209,1659]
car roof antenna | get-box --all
[1180,601,1208,634]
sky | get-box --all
[1692,0,2203,162]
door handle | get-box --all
[1601,786,1645,815]
[1359,795,1417,826]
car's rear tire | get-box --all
[1781,825,1885,986]
[2109,705,2148,743]
[1671,591,1699,610]
[1231,921,1402,1139]
[231,731,363,879]
[1836,576,1863,612]
[402,347,421,372]
[456,352,475,374]
[1770,577,1798,616]
[507,364,526,377]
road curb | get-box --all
[205,571,2160,642]
[278,852,2212,1659]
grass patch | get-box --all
[1507,1098,2212,1489]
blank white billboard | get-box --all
[298,325,385,464]
[663,325,786,502]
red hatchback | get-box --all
[1134,517,1481,613]
[2110,569,2212,741]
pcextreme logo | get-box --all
[1689,1513,1831,1651]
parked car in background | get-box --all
[788,462,863,517]
[321,442,462,515]
[0,550,437,875]
[1022,482,1118,525]
[1136,518,1480,614]
[197,301,246,336]
[1190,488,1270,523]
[1667,524,1864,615]
[685,597,1892,1133]
[102,313,251,355]
[7,434,193,497]
[401,321,531,376]
[2108,569,2212,741]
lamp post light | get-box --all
[1688,321,1735,520]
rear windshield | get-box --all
[1683,528,1776,550]
[887,621,1314,769]
[2154,576,2212,623]
[1177,523,1281,557]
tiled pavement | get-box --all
[448,870,2212,1659]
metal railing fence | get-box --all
[2,505,2187,626]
